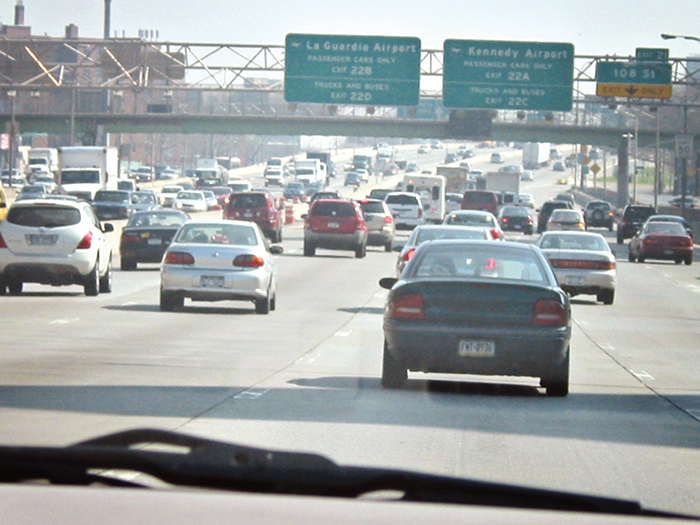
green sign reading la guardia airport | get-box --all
[284,34,421,106]
[443,40,575,111]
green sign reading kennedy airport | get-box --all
[443,39,574,111]
[284,34,421,106]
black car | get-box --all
[616,204,656,244]
[583,200,615,230]
[283,182,305,200]
[344,172,362,187]
[119,210,190,270]
[498,206,534,235]
[91,190,134,220]
[379,240,571,396]
[537,200,573,234]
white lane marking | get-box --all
[234,388,269,400]
[687,409,700,422]
[121,301,138,306]
[601,344,615,351]
[49,318,80,325]
[631,370,655,380]
[685,285,700,294]
[335,331,352,337]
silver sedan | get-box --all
[160,220,282,313]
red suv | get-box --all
[304,199,368,258]
[223,191,283,242]
[461,190,499,215]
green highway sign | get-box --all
[284,34,421,106]
[596,61,672,85]
[635,48,669,62]
[442,39,574,111]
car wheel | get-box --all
[270,293,277,311]
[381,340,406,389]
[276,229,283,243]
[608,223,614,232]
[617,232,623,244]
[385,241,393,253]
[355,243,366,259]
[675,257,682,265]
[255,294,271,314]
[542,349,569,397]
[84,261,100,296]
[685,256,693,266]
[628,250,636,263]
[597,289,615,305]
[160,289,183,311]
[99,258,113,293]
[0,277,6,296]
[303,243,315,257]
[120,258,137,271]
[7,278,22,295]
[638,256,645,263]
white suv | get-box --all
[385,192,424,230]
[0,197,114,296]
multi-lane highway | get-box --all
[0,144,699,516]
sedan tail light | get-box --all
[383,216,393,224]
[550,259,616,270]
[389,293,425,319]
[233,254,265,267]
[491,228,502,239]
[121,234,140,243]
[164,251,195,265]
[402,248,417,262]
[533,299,568,326]
[0,233,6,248]
[76,231,93,249]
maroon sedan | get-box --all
[628,221,694,265]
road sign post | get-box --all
[284,34,421,106]
[442,40,574,111]
[675,134,694,159]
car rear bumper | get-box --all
[640,246,693,260]
[384,322,570,378]
[160,267,270,302]
[553,269,616,296]
[305,230,366,250]
[1,261,92,285]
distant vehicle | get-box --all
[159,220,282,313]
[117,179,138,192]
[405,162,420,173]
[58,146,119,201]
[91,190,134,220]
[132,166,155,182]
[394,224,495,276]
[27,147,59,175]
[210,186,233,207]
[202,190,220,211]
[224,191,284,242]
[445,192,463,214]
[443,209,504,240]
[552,161,566,172]
[461,149,475,159]
[644,214,693,238]
[498,206,534,235]
[583,201,614,231]
[522,143,551,169]
[629,221,693,265]
[555,193,576,206]
[546,209,585,232]
[159,185,184,207]
[385,192,424,230]
[403,174,446,223]
[417,144,430,154]
[359,198,395,252]
[344,172,362,187]
[15,185,49,201]
[366,188,393,201]
[378,240,571,396]
[228,180,253,193]
[444,153,459,164]
[264,167,285,187]
[490,152,505,163]
[521,170,534,181]
[550,148,561,159]
[173,191,208,213]
[669,195,698,208]
[460,190,499,216]
[309,190,342,204]
[537,200,574,234]
[303,199,368,258]
[119,210,189,270]
[518,193,535,208]
[538,231,616,304]
[498,164,524,175]
[283,182,306,200]
[130,191,160,213]
[616,204,656,244]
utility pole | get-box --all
[104,0,111,40]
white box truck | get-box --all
[522,142,550,169]
[57,146,119,200]
[293,158,326,186]
[27,148,59,175]
[486,172,521,205]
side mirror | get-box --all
[392,244,404,252]
[270,245,284,255]
[102,223,115,233]
[300,213,308,220]
[0,202,6,208]
[379,277,398,290]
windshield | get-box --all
[3,11,700,521]
[94,191,129,203]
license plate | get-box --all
[328,222,339,229]
[244,212,253,218]
[566,276,585,286]
[148,237,161,245]
[513,225,522,229]
[27,234,57,246]
[663,249,674,255]
[458,340,495,357]
[201,276,224,288]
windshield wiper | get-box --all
[0,428,695,520]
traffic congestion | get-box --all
[1,141,699,521]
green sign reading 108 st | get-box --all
[443,39,575,111]
[284,34,421,106]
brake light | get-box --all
[389,293,425,319]
[417,208,423,218]
[233,254,264,267]
[164,251,195,265]
[76,231,93,249]
[121,234,140,243]
[0,233,6,248]
[491,229,501,239]
[501,217,509,223]
[533,299,568,326]
[550,259,616,270]
[402,248,416,262]
[383,216,393,224]
[485,258,497,270]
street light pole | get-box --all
[7,90,16,187]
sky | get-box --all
[6,0,700,59]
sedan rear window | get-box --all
[386,194,419,206]
[7,206,81,228]
[360,202,385,214]
[175,224,258,245]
